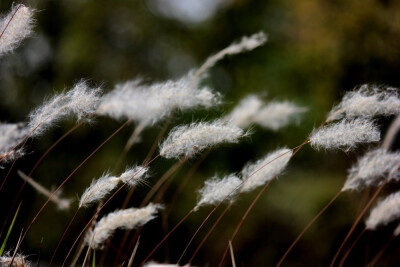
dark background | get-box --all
[1,0,400,266]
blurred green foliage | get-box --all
[1,0,400,266]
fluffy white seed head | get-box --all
[327,85,400,122]
[160,120,245,159]
[97,75,220,126]
[0,123,28,162]
[343,149,400,191]
[241,148,292,192]
[0,253,31,267]
[87,203,163,249]
[98,32,266,126]
[195,32,267,78]
[253,101,306,131]
[309,119,380,151]
[224,95,264,128]
[28,81,102,136]
[195,174,242,210]
[366,191,400,230]
[79,166,148,208]
[0,4,34,56]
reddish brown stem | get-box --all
[276,190,342,267]
[0,0,26,40]
[14,120,130,256]
[338,228,366,267]
[329,182,386,267]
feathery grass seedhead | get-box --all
[0,123,28,153]
[196,32,267,78]
[79,166,148,208]
[224,95,264,128]
[159,120,246,159]
[0,253,31,267]
[0,4,34,56]
[97,74,220,126]
[366,191,400,230]
[309,119,380,151]
[343,149,400,191]
[87,203,163,249]
[195,174,242,210]
[253,101,306,131]
[327,85,400,122]
[0,123,28,163]
[28,80,102,136]
[241,148,292,192]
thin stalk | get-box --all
[229,241,236,267]
[115,121,147,171]
[140,158,187,207]
[338,228,366,267]
[366,235,394,267]
[127,236,140,267]
[217,179,274,267]
[70,203,102,267]
[276,190,342,267]
[0,123,82,238]
[140,208,195,265]
[17,120,130,260]
[329,181,387,267]
[49,207,81,266]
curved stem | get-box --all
[338,228,366,267]
[276,190,342,267]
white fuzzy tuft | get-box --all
[224,95,264,128]
[366,191,400,230]
[328,85,400,121]
[0,253,31,267]
[343,149,400,191]
[0,123,28,160]
[195,32,267,77]
[28,81,102,136]
[0,4,34,56]
[97,74,220,126]
[309,119,380,151]
[195,174,242,210]
[241,148,292,192]
[87,203,163,249]
[253,101,306,131]
[79,166,148,208]
[159,120,245,159]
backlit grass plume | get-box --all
[0,123,28,163]
[0,253,31,267]
[0,4,34,56]
[195,174,242,210]
[28,80,102,136]
[97,75,219,126]
[342,148,400,191]
[309,119,380,151]
[327,85,400,122]
[159,120,246,159]
[87,203,163,249]
[79,166,148,208]
[225,95,305,131]
[366,191,400,230]
[241,148,292,192]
